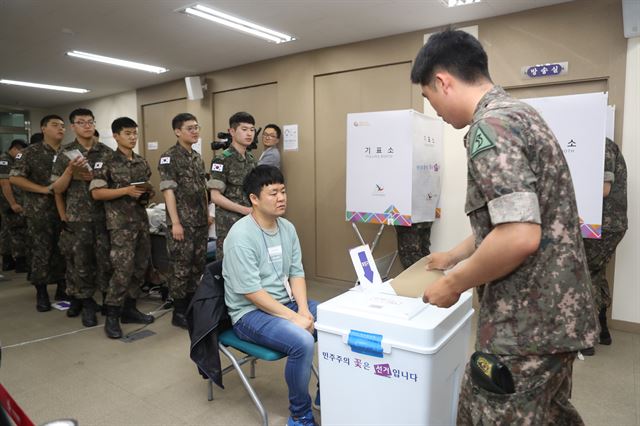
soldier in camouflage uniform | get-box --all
[51,108,113,326]
[395,222,433,269]
[90,117,155,339]
[0,139,29,272]
[158,113,209,329]
[582,138,627,348]
[209,111,257,260]
[412,30,598,424]
[10,115,67,311]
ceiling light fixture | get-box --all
[184,4,295,44]
[0,79,89,94]
[66,50,169,74]
[440,0,481,7]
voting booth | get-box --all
[345,110,444,226]
[316,289,473,426]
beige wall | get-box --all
[136,0,628,290]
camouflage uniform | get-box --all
[158,143,208,299]
[90,148,152,306]
[0,152,28,259]
[582,138,627,309]
[10,143,65,285]
[456,87,598,425]
[394,221,432,268]
[51,140,113,298]
[208,145,256,259]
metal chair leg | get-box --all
[250,359,257,379]
[208,379,214,401]
[219,345,269,426]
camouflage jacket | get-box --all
[89,148,151,230]
[0,152,23,212]
[602,138,627,232]
[208,145,256,222]
[464,86,598,355]
[51,140,113,223]
[9,142,60,218]
[158,142,208,227]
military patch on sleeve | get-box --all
[15,153,22,160]
[160,157,170,165]
[211,163,223,172]
[94,162,103,169]
[470,127,495,159]
[0,160,7,166]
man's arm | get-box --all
[210,189,251,215]
[91,186,143,201]
[603,182,612,198]
[51,157,91,194]
[162,189,184,240]
[0,180,22,213]
[244,289,313,333]
[425,234,476,271]
[423,222,540,307]
[9,176,49,194]
[54,192,67,221]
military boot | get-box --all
[171,298,188,329]
[599,306,612,345]
[2,255,15,271]
[54,280,69,301]
[121,298,155,324]
[35,284,51,312]
[104,305,122,339]
[66,296,82,317]
[81,298,98,327]
[14,256,28,273]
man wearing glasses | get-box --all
[51,108,114,327]
[10,115,67,312]
[158,113,209,328]
[257,124,282,170]
[208,111,257,261]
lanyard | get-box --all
[250,214,292,300]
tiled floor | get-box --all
[0,270,638,425]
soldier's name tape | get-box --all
[211,163,223,172]
[160,157,171,164]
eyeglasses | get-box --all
[263,133,278,139]
[49,122,65,129]
[74,120,95,127]
[182,125,201,132]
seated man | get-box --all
[223,165,318,426]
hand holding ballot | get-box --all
[422,274,461,308]
[127,181,153,200]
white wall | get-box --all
[612,36,640,324]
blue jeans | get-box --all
[234,300,318,417]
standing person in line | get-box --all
[158,113,209,329]
[90,117,155,338]
[51,109,113,326]
[257,123,282,170]
[209,111,257,260]
[413,29,598,424]
[394,222,433,270]
[10,115,68,311]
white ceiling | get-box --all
[0,0,572,109]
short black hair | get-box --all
[243,165,285,200]
[263,124,281,139]
[40,115,64,127]
[229,112,255,129]
[172,113,197,130]
[410,29,491,86]
[30,132,44,144]
[9,139,27,150]
[112,117,138,134]
[69,108,94,124]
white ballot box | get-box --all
[346,109,443,226]
[316,290,473,426]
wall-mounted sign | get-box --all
[522,62,568,79]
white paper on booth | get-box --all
[349,245,382,290]
[283,124,298,151]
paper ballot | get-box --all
[63,149,92,171]
[390,255,444,298]
[349,245,382,289]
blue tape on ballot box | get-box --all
[347,330,384,358]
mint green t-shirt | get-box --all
[222,215,305,324]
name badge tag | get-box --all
[283,275,294,302]
[268,245,283,262]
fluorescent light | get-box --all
[0,79,89,94]
[67,50,169,74]
[440,0,481,7]
[184,4,295,44]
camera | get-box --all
[210,127,261,152]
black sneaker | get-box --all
[581,347,595,356]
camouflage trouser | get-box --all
[457,352,582,426]
[166,224,207,298]
[0,209,27,258]
[215,210,244,260]
[27,215,65,286]
[395,221,433,269]
[582,230,626,309]
[105,226,150,307]
[63,221,112,299]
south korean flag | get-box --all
[211,163,223,172]
[160,157,171,165]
